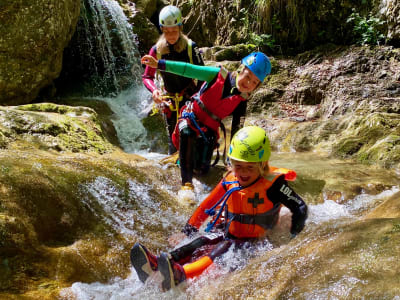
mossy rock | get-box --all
[357,135,400,168]
[214,44,258,61]
[334,137,365,157]
[0,103,115,154]
[333,113,400,167]
[141,113,169,153]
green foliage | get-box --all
[346,9,386,45]
[249,33,276,50]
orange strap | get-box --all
[183,256,213,278]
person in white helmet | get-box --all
[142,5,204,155]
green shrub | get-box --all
[249,33,276,51]
[346,9,386,45]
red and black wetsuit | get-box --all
[179,71,246,184]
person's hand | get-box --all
[152,89,163,104]
[168,232,187,247]
[141,55,158,68]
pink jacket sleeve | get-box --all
[142,47,158,93]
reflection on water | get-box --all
[61,152,400,299]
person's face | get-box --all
[236,67,260,93]
[231,160,261,187]
[162,26,180,45]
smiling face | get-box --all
[236,67,261,93]
[231,160,261,187]
[162,26,181,45]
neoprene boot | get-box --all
[130,243,158,283]
[177,182,196,206]
[157,252,186,291]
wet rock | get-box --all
[0,103,114,154]
[0,0,81,105]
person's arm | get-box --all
[230,101,247,140]
[267,175,308,236]
[192,43,205,66]
[191,43,205,89]
[161,60,219,83]
[182,179,227,236]
[141,47,158,93]
[142,54,219,83]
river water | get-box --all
[57,1,400,298]
[58,151,399,299]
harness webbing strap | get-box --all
[181,111,209,143]
[204,181,243,232]
[226,204,281,230]
[193,97,221,122]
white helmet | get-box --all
[159,5,182,27]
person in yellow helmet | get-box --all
[130,126,308,291]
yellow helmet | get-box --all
[228,126,271,162]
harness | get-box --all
[204,180,243,233]
[150,93,184,122]
[178,101,227,166]
[151,39,194,121]
[180,102,209,143]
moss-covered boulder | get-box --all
[141,113,169,153]
[0,103,115,154]
[0,0,81,105]
[0,148,184,298]
[333,113,400,168]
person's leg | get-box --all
[165,111,177,155]
[179,126,196,185]
[170,234,224,264]
[194,130,216,175]
[183,239,232,278]
[158,237,232,291]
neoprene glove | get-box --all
[182,223,198,237]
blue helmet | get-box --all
[241,52,271,82]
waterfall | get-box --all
[58,0,154,152]
[75,0,142,95]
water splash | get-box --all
[80,176,137,238]
[346,185,400,214]
[79,176,186,241]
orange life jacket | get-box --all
[221,172,282,239]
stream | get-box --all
[55,1,400,299]
[58,152,400,300]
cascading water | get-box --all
[61,0,142,94]
[54,2,400,299]
[57,0,153,152]
[59,151,400,300]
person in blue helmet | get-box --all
[142,52,271,204]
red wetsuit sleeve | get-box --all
[187,179,226,229]
[142,47,158,93]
